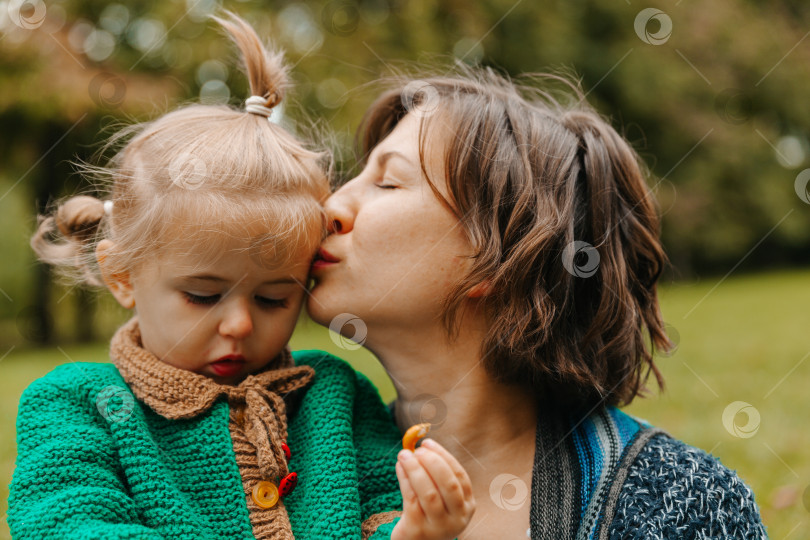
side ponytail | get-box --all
[30,195,109,287]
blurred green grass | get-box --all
[2,269,809,538]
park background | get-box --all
[2,0,810,537]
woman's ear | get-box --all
[96,239,136,309]
[467,279,493,298]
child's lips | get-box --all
[210,356,246,377]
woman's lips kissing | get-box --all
[311,247,340,271]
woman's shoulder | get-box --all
[609,431,768,539]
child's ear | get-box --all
[96,239,136,309]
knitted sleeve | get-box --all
[608,433,768,539]
[8,365,165,540]
[350,370,403,539]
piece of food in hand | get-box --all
[402,423,431,451]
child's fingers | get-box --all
[420,438,474,501]
[395,458,424,522]
[398,449,447,521]
[413,445,467,515]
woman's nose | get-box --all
[324,178,359,234]
[219,298,253,339]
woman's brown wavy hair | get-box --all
[357,68,672,409]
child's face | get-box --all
[98,237,312,385]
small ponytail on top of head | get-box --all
[212,10,289,111]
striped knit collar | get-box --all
[530,405,663,540]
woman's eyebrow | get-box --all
[377,150,412,167]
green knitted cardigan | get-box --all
[9,349,404,539]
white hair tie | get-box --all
[245,95,276,118]
[104,200,113,217]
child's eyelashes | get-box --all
[183,292,287,309]
[257,297,287,308]
[184,292,220,305]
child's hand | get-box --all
[391,438,475,540]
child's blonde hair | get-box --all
[31,12,331,286]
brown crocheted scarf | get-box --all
[109,316,314,538]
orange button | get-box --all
[252,481,279,509]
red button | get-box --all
[279,472,298,497]
[281,442,291,461]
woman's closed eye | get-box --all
[376,177,401,189]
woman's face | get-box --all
[308,113,473,337]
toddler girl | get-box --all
[8,12,473,540]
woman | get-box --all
[308,69,767,539]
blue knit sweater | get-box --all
[525,406,767,539]
[608,433,767,539]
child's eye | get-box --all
[184,292,220,305]
[256,296,287,308]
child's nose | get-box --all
[219,298,254,339]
